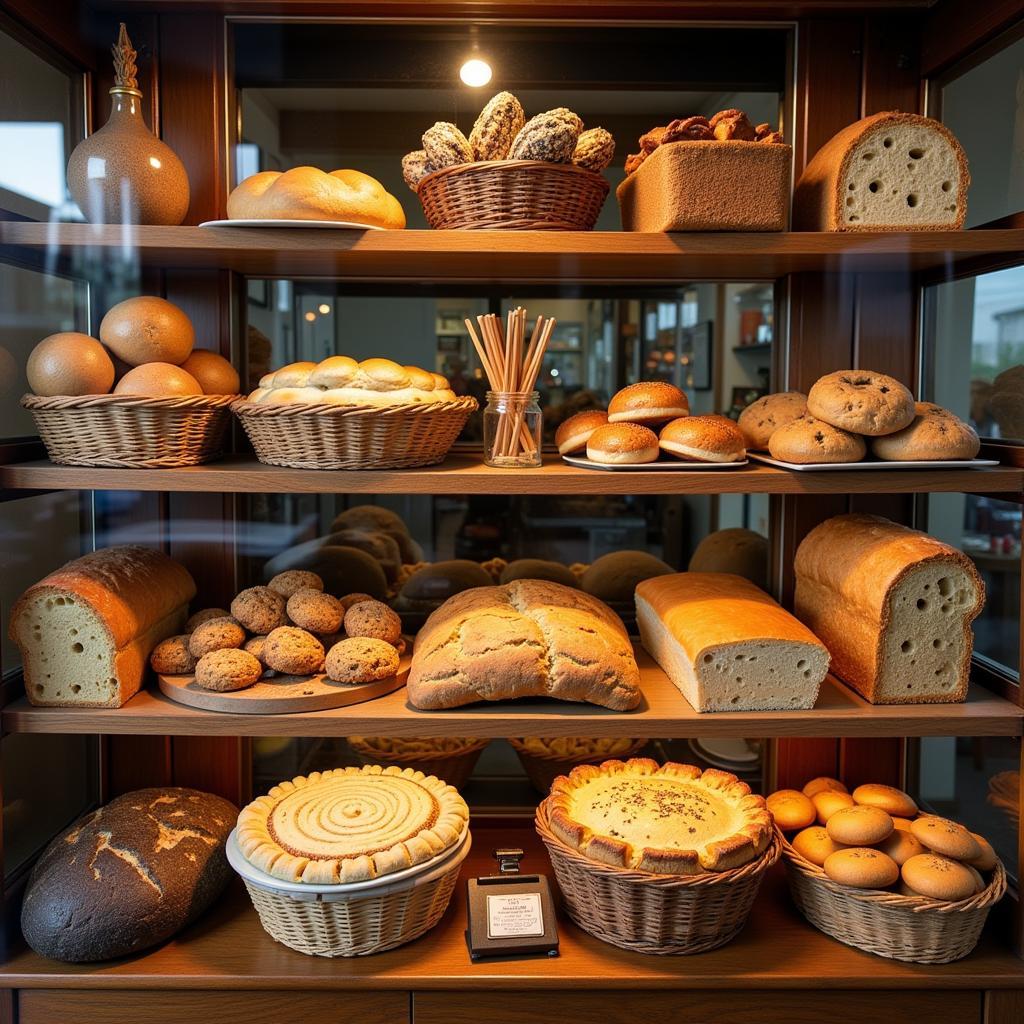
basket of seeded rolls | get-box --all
[403,92,613,230]
[769,778,1006,964]
[510,736,648,794]
[346,736,489,789]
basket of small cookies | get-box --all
[510,736,647,794]
[770,778,1006,964]
[346,737,489,789]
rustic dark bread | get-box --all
[394,559,493,612]
[21,787,236,962]
[581,549,673,603]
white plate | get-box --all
[562,455,749,472]
[748,453,999,472]
[198,219,386,230]
[688,738,761,769]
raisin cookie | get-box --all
[343,600,402,645]
[325,637,401,684]
[195,648,263,692]
[264,626,325,676]
[231,586,288,634]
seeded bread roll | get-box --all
[555,409,608,455]
[738,391,808,449]
[877,828,926,866]
[803,776,847,798]
[826,805,893,845]
[792,825,847,866]
[608,381,689,425]
[901,853,978,901]
[768,414,867,464]
[813,790,855,823]
[807,370,915,436]
[587,422,659,464]
[766,790,816,831]
[824,847,899,889]
[870,402,980,461]
[659,415,746,463]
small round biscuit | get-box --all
[340,592,377,611]
[243,635,268,666]
[343,599,402,644]
[287,588,345,634]
[267,570,324,599]
[826,805,894,846]
[188,616,245,658]
[766,790,816,831]
[823,848,899,889]
[812,789,855,824]
[149,635,196,675]
[791,826,847,867]
[901,853,977,902]
[264,626,325,676]
[877,828,927,866]
[325,637,401,684]
[231,586,288,635]
[194,648,262,692]
[966,833,998,872]
[802,777,847,798]
[851,783,918,818]
[910,815,983,861]
[184,607,230,633]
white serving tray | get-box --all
[562,455,749,472]
[199,219,385,230]
[748,453,999,472]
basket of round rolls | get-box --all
[510,736,647,794]
[535,758,781,955]
[22,296,240,468]
[403,92,613,230]
[346,736,489,790]
[769,777,1005,963]
[233,356,477,470]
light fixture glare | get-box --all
[460,58,492,87]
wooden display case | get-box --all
[1,2,1023,1022]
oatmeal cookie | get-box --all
[325,637,401,684]
[188,616,245,658]
[231,586,288,634]
[287,588,345,634]
[195,648,262,692]
[343,600,402,645]
[268,570,324,599]
[264,626,325,676]
[149,635,196,675]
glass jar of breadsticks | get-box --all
[465,307,554,469]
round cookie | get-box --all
[901,853,978,902]
[194,648,263,692]
[263,626,325,676]
[806,370,915,436]
[851,783,918,818]
[910,815,983,861]
[267,570,324,599]
[791,826,847,867]
[340,592,376,611]
[802,777,847,798]
[231,586,288,635]
[343,600,402,645]
[184,607,230,633]
[876,827,927,866]
[768,414,867,464]
[325,637,401,684]
[766,790,816,831]
[188,616,245,658]
[149,635,196,675]
[812,789,855,824]
[826,805,894,846]
[243,635,268,666]
[966,833,998,872]
[286,588,345,634]
[823,847,899,889]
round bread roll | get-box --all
[791,825,848,867]
[897,879,925,898]
[267,570,324,599]
[768,414,867,464]
[823,847,899,889]
[826,805,894,845]
[581,550,673,604]
[325,636,400,684]
[806,370,915,436]
[900,853,978,902]
[851,783,918,818]
[738,391,808,449]
[812,789,855,824]
[309,355,359,389]
[766,790,816,831]
[870,402,980,461]
[608,381,689,425]
[194,648,262,692]
[499,559,579,588]
[231,586,288,635]
[263,626,325,676]
[179,350,240,395]
[877,827,927,866]
[688,528,768,591]
[586,422,659,464]
[99,296,195,367]
[659,415,746,463]
[184,607,230,633]
[113,363,203,397]
[394,560,492,612]
[556,410,609,455]
[802,776,848,798]
[264,543,389,601]
[27,332,115,397]
[966,833,998,872]
[268,361,318,388]
[910,816,983,861]
[325,528,402,583]
[331,504,410,537]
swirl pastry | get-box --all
[237,766,468,884]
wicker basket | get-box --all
[535,797,781,955]
[227,828,471,957]
[232,397,477,470]
[22,393,236,468]
[780,832,1006,963]
[417,160,610,231]
[510,738,648,795]
[347,739,490,789]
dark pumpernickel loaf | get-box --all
[21,787,237,962]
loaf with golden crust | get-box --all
[407,579,641,711]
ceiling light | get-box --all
[304,311,316,322]
[460,58,492,88]
[318,303,331,314]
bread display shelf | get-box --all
[3,222,1024,281]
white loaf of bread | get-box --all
[10,546,196,708]
[794,514,984,704]
[635,572,829,712]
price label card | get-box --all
[486,892,544,939]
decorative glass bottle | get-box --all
[483,390,543,468]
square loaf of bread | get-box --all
[635,572,829,713]
[794,514,984,704]
[10,545,195,708]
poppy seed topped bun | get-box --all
[556,409,609,455]
[870,402,980,461]
[659,415,746,463]
[608,381,689,425]
[807,370,915,436]
[738,391,808,449]
[586,423,659,464]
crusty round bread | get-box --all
[877,827,927,866]
[27,332,115,397]
[910,815,983,860]
[738,391,807,449]
[394,560,492,612]
[823,847,899,889]
[812,789,855,824]
[766,790,816,831]
[580,550,673,604]
[113,363,203,397]
[659,414,746,462]
[687,528,768,590]
[586,422,659,464]
[802,776,847,798]
[556,409,609,454]
[851,783,918,818]
[227,167,406,230]
[179,350,240,395]
[499,559,579,588]
[901,852,977,901]
[826,805,893,845]
[607,381,689,425]
[870,401,980,461]
[806,370,915,436]
[768,414,867,464]
[100,296,195,367]
[331,504,410,537]
[792,825,847,867]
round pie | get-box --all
[546,758,772,874]
[237,765,469,884]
